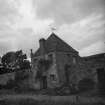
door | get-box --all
[97,68,105,94]
[42,76,47,89]
[65,64,71,84]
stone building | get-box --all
[82,53,105,92]
[30,33,105,91]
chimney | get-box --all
[30,49,33,58]
[39,38,46,55]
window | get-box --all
[50,74,56,81]
[67,54,70,57]
[73,57,76,64]
[67,54,71,62]
[48,54,53,63]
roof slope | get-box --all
[34,33,78,56]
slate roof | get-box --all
[34,33,78,57]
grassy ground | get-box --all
[0,99,103,105]
[0,94,105,105]
[0,89,105,105]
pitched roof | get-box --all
[34,33,78,56]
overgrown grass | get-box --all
[0,99,103,105]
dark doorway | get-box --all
[97,68,105,94]
[65,64,71,84]
[41,76,47,89]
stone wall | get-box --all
[0,72,15,85]
[31,49,105,90]
[47,52,59,88]
[30,52,60,89]
[55,51,79,86]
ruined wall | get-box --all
[71,55,105,90]
[30,52,60,89]
[0,72,15,85]
[55,51,105,88]
[47,52,60,88]
[55,51,79,86]
[31,46,105,90]
[30,55,42,89]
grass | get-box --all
[0,89,105,105]
[0,98,104,105]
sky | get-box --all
[0,0,105,57]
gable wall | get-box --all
[45,52,60,88]
[30,52,60,89]
[55,51,79,86]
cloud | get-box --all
[35,0,105,25]
[0,0,54,56]
[0,37,18,56]
[79,41,105,56]
[0,0,104,57]
[57,13,105,51]
[0,0,19,24]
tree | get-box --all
[1,50,30,72]
[1,51,16,67]
[0,50,31,90]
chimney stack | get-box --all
[39,38,46,55]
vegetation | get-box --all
[0,50,31,90]
[0,98,103,105]
[1,50,30,71]
[35,59,51,80]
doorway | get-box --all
[97,68,105,94]
[65,64,71,84]
[41,76,47,89]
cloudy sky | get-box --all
[0,0,105,57]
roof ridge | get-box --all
[48,33,78,53]
[34,32,78,57]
